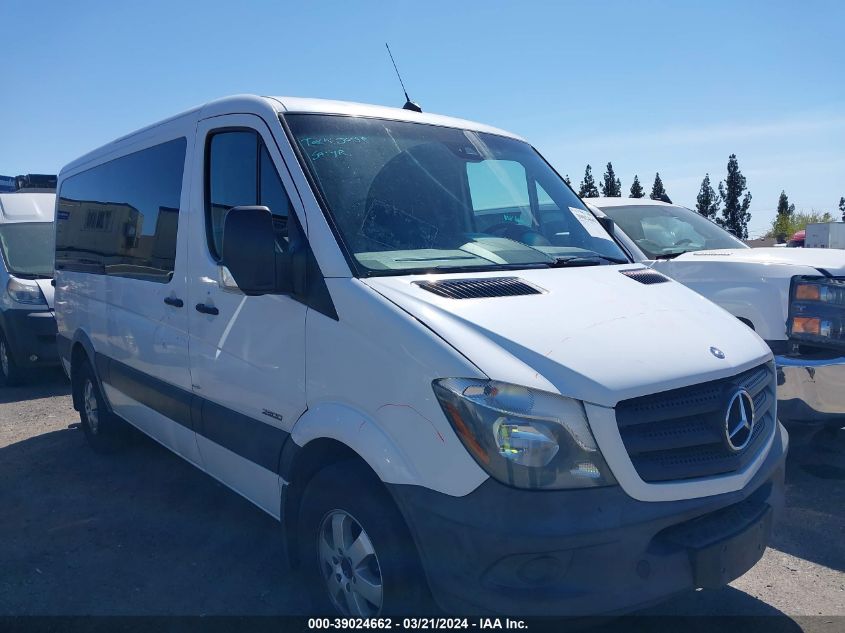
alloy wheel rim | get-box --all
[0,341,8,378]
[83,380,99,434]
[318,510,383,616]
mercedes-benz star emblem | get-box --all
[710,346,726,359]
[724,389,756,452]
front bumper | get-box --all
[1,308,59,368]
[389,424,787,616]
[775,353,845,424]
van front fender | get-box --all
[286,400,488,497]
[288,402,420,486]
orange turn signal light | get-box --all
[795,284,820,301]
[443,402,490,464]
[792,317,821,335]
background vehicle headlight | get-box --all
[433,378,616,489]
[788,276,845,351]
[6,277,46,305]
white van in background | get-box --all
[590,197,845,428]
[56,95,787,616]
[0,190,57,385]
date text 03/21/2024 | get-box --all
[307,618,528,630]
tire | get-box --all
[77,360,127,453]
[298,461,432,616]
[0,330,25,387]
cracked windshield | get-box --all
[286,114,628,275]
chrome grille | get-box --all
[615,363,775,482]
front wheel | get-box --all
[0,331,25,386]
[298,461,432,615]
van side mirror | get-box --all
[597,216,615,236]
[221,206,281,296]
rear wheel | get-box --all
[0,331,25,387]
[298,461,432,615]
[78,361,127,453]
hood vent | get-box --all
[620,268,670,285]
[414,277,542,299]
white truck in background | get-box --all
[590,197,845,428]
[805,222,845,249]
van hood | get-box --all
[35,278,54,309]
[363,266,772,407]
[674,248,845,274]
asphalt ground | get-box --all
[1,370,842,630]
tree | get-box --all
[578,164,599,198]
[776,190,796,216]
[716,154,752,239]
[629,175,644,198]
[765,210,834,240]
[695,173,720,219]
[600,162,622,197]
[564,174,572,187]
[650,173,671,202]
[839,196,845,221]
[771,190,796,242]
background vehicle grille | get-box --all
[615,362,775,482]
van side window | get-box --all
[206,130,294,259]
[207,131,258,258]
[56,138,186,282]
[259,144,293,251]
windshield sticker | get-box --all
[569,207,612,241]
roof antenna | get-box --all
[385,43,422,113]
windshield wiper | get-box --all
[550,255,628,267]
[419,262,553,274]
[653,252,684,260]
[360,260,557,277]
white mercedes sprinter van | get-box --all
[55,95,787,616]
[0,190,57,385]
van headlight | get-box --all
[6,277,46,305]
[788,276,845,351]
[433,378,616,489]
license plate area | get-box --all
[690,506,772,588]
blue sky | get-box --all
[2,0,843,237]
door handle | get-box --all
[195,303,219,316]
[164,296,184,308]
